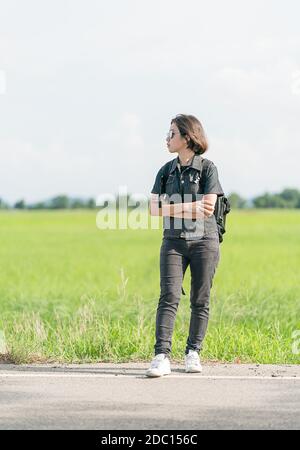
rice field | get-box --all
[0,209,299,364]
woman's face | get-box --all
[166,122,187,154]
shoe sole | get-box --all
[145,369,171,378]
[185,367,203,373]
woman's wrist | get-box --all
[183,202,192,213]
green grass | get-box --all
[0,209,299,364]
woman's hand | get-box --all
[199,199,215,217]
[183,198,216,218]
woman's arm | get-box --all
[182,194,217,215]
[149,194,216,218]
[149,194,182,216]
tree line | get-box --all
[0,195,135,210]
[228,188,300,209]
[0,188,300,210]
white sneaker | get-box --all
[185,350,202,373]
[145,353,171,378]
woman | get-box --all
[146,114,224,378]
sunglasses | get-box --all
[166,130,181,141]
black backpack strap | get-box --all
[198,157,211,193]
[158,160,173,207]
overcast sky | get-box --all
[0,0,300,204]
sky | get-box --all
[0,0,300,204]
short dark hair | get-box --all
[171,114,209,155]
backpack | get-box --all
[159,157,231,243]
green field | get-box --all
[0,209,299,364]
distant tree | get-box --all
[70,198,85,209]
[49,195,70,209]
[228,192,247,209]
[23,196,97,210]
[14,199,26,209]
[0,198,10,209]
[86,198,96,209]
[279,188,300,208]
[253,189,300,208]
[254,193,271,208]
[28,202,47,209]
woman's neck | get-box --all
[178,149,194,166]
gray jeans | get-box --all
[154,230,220,357]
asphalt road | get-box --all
[0,362,299,430]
